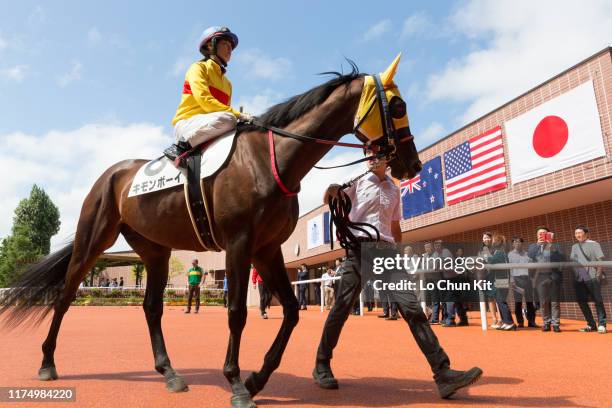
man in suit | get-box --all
[527,226,565,332]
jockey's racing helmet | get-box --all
[199,26,239,58]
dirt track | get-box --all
[1,306,609,407]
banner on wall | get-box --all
[505,80,606,184]
[307,212,331,249]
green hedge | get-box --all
[73,288,224,306]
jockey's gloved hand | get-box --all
[238,112,255,123]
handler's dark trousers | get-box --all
[316,248,451,375]
[187,285,200,311]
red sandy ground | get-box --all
[0,306,610,408]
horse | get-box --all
[1,54,421,408]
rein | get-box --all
[328,171,380,255]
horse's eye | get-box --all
[389,96,406,119]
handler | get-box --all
[312,146,482,399]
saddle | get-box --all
[128,131,237,252]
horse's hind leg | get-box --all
[245,246,299,397]
[40,183,121,380]
[121,226,188,393]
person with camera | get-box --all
[528,226,564,332]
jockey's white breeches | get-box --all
[174,112,237,147]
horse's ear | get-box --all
[380,52,401,86]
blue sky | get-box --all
[1,0,465,140]
[1,1,610,249]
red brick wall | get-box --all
[402,49,612,232]
[436,200,612,321]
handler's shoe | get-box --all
[435,367,483,399]
[312,362,339,390]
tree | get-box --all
[13,184,60,256]
[0,185,60,287]
[169,257,185,281]
[132,262,146,287]
[90,259,110,286]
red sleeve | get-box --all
[251,268,258,284]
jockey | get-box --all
[164,26,253,162]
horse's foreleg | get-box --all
[122,227,188,393]
[245,247,300,397]
[223,240,256,408]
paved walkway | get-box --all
[1,306,608,407]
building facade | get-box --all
[106,48,612,318]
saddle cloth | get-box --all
[128,130,235,198]
[128,130,236,252]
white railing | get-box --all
[291,276,345,313]
[290,260,611,326]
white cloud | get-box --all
[417,122,446,148]
[0,123,169,252]
[57,61,82,87]
[361,19,392,42]
[172,56,192,77]
[28,5,46,25]
[401,12,432,39]
[235,90,284,115]
[87,27,102,44]
[0,65,28,82]
[299,150,365,216]
[426,0,612,124]
[0,35,7,51]
[235,49,292,80]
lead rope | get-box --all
[328,170,380,256]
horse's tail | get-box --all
[0,241,73,329]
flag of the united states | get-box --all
[443,126,507,205]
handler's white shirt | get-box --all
[344,173,400,243]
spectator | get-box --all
[528,226,564,333]
[185,259,203,314]
[297,263,309,311]
[453,247,470,326]
[252,265,271,319]
[423,242,443,324]
[321,268,335,310]
[488,233,515,331]
[313,268,322,306]
[478,232,500,329]
[508,237,537,328]
[571,225,607,334]
[435,239,468,327]
[119,277,124,287]
[110,278,118,288]
[223,273,228,308]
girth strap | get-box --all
[184,154,219,251]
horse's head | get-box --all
[353,53,422,180]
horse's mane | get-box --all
[239,60,363,132]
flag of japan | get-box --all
[504,80,606,184]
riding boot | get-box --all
[163,141,191,162]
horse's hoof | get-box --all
[166,375,189,393]
[38,366,58,381]
[231,392,257,408]
[244,372,263,397]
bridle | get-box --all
[253,73,414,169]
[252,73,414,197]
